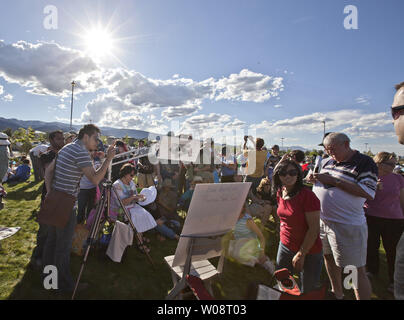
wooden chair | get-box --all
[164,231,228,300]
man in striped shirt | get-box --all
[42,124,116,293]
[310,132,378,300]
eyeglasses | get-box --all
[391,105,404,120]
[279,169,298,177]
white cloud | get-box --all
[162,105,202,119]
[274,104,282,108]
[250,109,392,140]
[0,40,104,96]
[2,93,13,102]
[212,69,284,103]
[0,85,3,95]
[58,104,67,110]
[355,95,371,106]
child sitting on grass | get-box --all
[228,203,275,274]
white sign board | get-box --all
[172,182,251,267]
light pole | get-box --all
[365,143,368,153]
[70,81,75,130]
[281,137,285,150]
[322,120,326,137]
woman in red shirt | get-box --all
[272,159,323,293]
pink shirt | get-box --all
[365,173,404,220]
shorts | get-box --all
[320,219,367,268]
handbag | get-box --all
[37,153,77,228]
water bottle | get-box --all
[154,176,159,187]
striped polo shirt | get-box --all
[312,151,378,226]
[53,139,93,197]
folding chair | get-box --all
[164,230,228,300]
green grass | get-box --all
[0,177,395,300]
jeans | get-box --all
[395,232,404,300]
[32,223,49,263]
[276,242,323,293]
[155,219,180,239]
[77,188,96,224]
[42,209,77,291]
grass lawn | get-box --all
[0,176,395,300]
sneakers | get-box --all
[325,290,344,300]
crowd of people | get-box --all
[0,81,404,300]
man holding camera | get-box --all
[41,124,115,294]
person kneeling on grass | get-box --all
[228,202,275,274]
[6,159,31,183]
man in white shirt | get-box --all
[309,132,378,300]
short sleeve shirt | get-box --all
[53,139,93,197]
[312,151,378,225]
[365,173,404,220]
[277,188,322,254]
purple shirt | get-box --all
[365,173,404,220]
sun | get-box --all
[83,27,115,61]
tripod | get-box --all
[71,179,154,300]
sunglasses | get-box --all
[391,105,404,120]
[381,162,396,168]
[279,169,298,177]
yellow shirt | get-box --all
[246,150,267,178]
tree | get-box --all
[122,134,130,146]
[2,128,13,138]
[11,127,36,155]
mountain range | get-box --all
[0,117,309,151]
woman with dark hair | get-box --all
[272,159,323,293]
[112,164,157,253]
[365,152,404,293]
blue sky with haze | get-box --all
[0,0,403,154]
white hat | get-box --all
[137,185,157,206]
[0,133,10,146]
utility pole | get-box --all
[281,137,285,150]
[70,80,75,130]
[322,120,326,137]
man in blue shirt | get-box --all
[220,146,237,183]
[7,159,31,183]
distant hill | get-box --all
[0,117,150,139]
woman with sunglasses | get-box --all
[272,159,323,293]
[364,152,404,293]
[112,164,157,253]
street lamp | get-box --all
[322,120,326,137]
[70,81,75,130]
[281,137,285,150]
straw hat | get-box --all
[138,186,157,206]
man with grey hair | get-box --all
[391,81,404,300]
[309,132,378,300]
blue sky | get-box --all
[0,0,403,154]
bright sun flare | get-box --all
[83,28,114,60]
